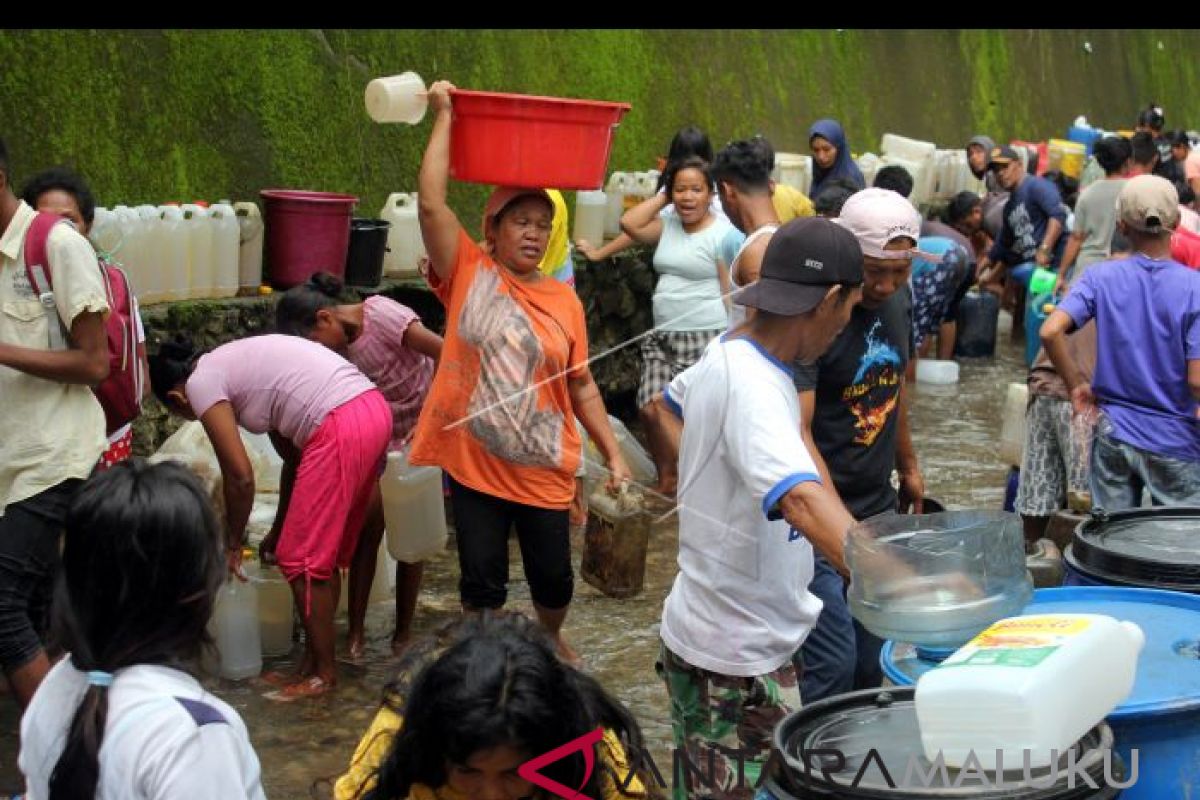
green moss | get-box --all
[2,29,1198,219]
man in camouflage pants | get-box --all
[657,217,864,799]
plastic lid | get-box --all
[1024,587,1200,718]
[1073,507,1200,587]
[772,688,1113,796]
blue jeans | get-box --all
[794,551,884,703]
[1090,428,1200,512]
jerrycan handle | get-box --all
[389,193,414,208]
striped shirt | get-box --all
[348,296,435,450]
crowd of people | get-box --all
[1,87,1199,798]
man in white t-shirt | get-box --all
[657,217,864,800]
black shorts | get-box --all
[0,480,82,670]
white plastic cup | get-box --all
[365,72,428,124]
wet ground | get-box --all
[0,317,1027,799]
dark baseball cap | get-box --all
[989,144,1021,167]
[734,217,864,315]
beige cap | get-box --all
[1118,174,1180,234]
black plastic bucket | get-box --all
[955,289,1000,358]
[345,217,391,287]
[1064,507,1200,593]
[761,687,1124,799]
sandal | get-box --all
[263,676,334,702]
[259,669,303,687]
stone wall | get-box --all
[134,249,655,455]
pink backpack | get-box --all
[24,212,143,435]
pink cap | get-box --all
[834,188,922,259]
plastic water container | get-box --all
[955,288,1000,358]
[1069,118,1104,154]
[1025,292,1055,366]
[131,205,160,303]
[108,206,140,296]
[604,172,631,237]
[180,204,213,299]
[573,190,607,246]
[999,382,1028,467]
[209,576,262,680]
[622,171,653,212]
[881,132,937,163]
[1048,138,1088,180]
[209,203,241,299]
[883,586,1200,800]
[158,205,188,302]
[380,449,447,563]
[914,358,959,384]
[234,202,264,291]
[581,486,651,598]
[772,152,813,195]
[847,511,1033,649]
[855,152,882,187]
[370,537,395,605]
[247,561,294,657]
[915,613,1143,770]
[88,207,122,258]
[380,193,424,279]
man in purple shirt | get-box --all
[1041,175,1200,511]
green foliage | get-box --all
[4,29,1199,225]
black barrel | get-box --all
[761,687,1124,799]
[345,217,391,287]
[1064,507,1200,593]
[955,289,1000,358]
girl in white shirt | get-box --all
[19,459,265,799]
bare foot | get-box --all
[346,634,366,661]
[390,630,413,658]
[263,675,335,702]
[554,635,583,670]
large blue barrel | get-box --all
[881,586,1200,800]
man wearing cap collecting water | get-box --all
[976,143,1068,294]
[793,187,925,704]
[1042,174,1200,511]
[656,216,863,800]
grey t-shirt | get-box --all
[1071,178,1126,270]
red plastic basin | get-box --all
[260,189,359,289]
[449,90,631,190]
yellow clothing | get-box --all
[538,189,572,279]
[771,184,815,223]
[334,705,647,800]
[0,201,109,515]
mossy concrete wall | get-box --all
[3,30,1199,222]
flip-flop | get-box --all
[263,676,333,703]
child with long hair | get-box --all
[18,459,265,799]
[335,612,651,800]
[275,272,442,657]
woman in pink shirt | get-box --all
[275,272,442,658]
[149,334,391,700]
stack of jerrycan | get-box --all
[380,193,425,279]
[880,133,937,208]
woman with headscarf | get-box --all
[809,119,866,196]
[409,80,632,666]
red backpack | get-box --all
[24,212,144,435]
